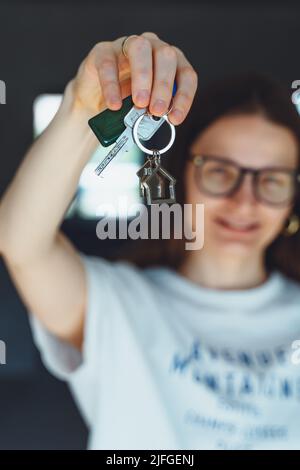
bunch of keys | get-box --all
[88,83,177,205]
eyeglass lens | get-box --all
[195,157,297,205]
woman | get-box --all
[1,32,300,450]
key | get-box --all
[123,106,165,141]
[94,125,135,175]
[89,81,177,147]
[88,94,133,148]
[94,103,170,176]
[90,82,177,176]
[93,104,163,176]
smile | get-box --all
[215,216,260,233]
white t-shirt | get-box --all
[28,252,300,450]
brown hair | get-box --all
[114,72,300,283]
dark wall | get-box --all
[0,0,299,449]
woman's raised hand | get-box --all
[71,32,198,125]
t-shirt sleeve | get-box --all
[28,252,136,426]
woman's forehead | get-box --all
[190,113,299,168]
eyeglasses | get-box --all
[191,154,300,207]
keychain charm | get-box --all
[133,113,176,205]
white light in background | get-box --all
[33,94,142,219]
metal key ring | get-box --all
[132,113,176,155]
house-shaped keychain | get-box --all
[142,164,176,205]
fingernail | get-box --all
[135,89,150,105]
[171,108,183,123]
[152,99,167,115]
[109,95,122,106]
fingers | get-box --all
[91,33,198,125]
[132,34,198,125]
[148,44,177,117]
[167,49,198,125]
[92,41,123,110]
[123,36,153,109]
[125,33,178,117]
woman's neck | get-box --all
[178,250,268,291]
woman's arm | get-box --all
[0,81,98,349]
[0,33,198,351]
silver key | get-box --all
[95,126,135,176]
[94,105,165,176]
[124,107,165,141]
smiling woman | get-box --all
[2,32,300,450]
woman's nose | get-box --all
[230,172,257,205]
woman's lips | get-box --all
[214,216,260,234]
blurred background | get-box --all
[0,0,299,449]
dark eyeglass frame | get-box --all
[190,154,300,207]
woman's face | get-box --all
[184,113,299,258]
